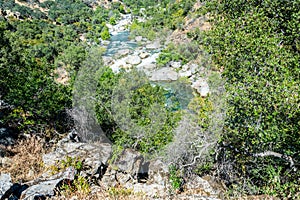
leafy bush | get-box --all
[157,42,201,67]
[198,0,300,197]
[100,26,110,40]
[0,19,73,136]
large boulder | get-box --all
[150,67,178,81]
[192,78,210,97]
[125,55,141,65]
[21,167,76,200]
[116,49,132,58]
[43,139,112,177]
[102,149,144,187]
[113,149,144,177]
[146,40,160,50]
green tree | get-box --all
[95,68,181,154]
[0,18,73,136]
[198,0,300,197]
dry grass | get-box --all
[0,136,46,182]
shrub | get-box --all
[100,26,110,40]
[199,0,300,197]
[157,42,201,67]
[95,67,181,155]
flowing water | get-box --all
[104,31,193,111]
[104,31,137,57]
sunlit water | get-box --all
[104,31,193,111]
[104,31,137,56]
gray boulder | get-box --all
[101,166,118,188]
[146,40,160,50]
[125,55,141,65]
[113,149,144,177]
[21,167,76,200]
[150,67,178,81]
[0,173,13,199]
[43,140,112,177]
[102,149,144,188]
[147,159,169,186]
[116,49,132,58]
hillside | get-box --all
[0,0,299,199]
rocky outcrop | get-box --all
[21,167,76,200]
[0,133,221,199]
[146,40,161,50]
[43,138,112,177]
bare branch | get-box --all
[253,151,296,170]
[181,142,216,168]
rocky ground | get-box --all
[0,131,223,199]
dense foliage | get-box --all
[197,0,300,197]
[0,0,123,138]
[95,67,181,154]
[0,18,74,136]
[128,0,196,40]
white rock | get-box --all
[150,67,178,81]
[135,36,143,42]
[0,173,13,199]
[169,61,181,69]
[125,55,141,65]
[139,52,150,59]
[189,63,199,74]
[192,79,210,97]
[179,70,192,77]
[146,40,160,49]
[182,64,190,72]
[106,24,113,29]
[136,53,160,69]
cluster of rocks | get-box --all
[0,133,221,199]
[106,14,133,35]
[104,42,210,97]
